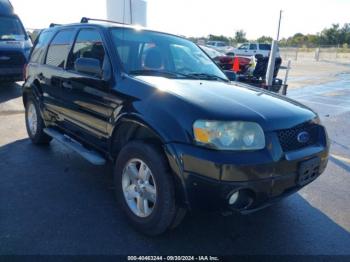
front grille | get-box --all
[277,123,320,152]
[0,50,26,67]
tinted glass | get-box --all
[30,30,54,63]
[259,44,271,50]
[200,46,223,59]
[0,16,25,40]
[110,28,227,81]
[67,29,105,70]
[46,30,75,68]
[238,44,249,50]
[249,44,257,50]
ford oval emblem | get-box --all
[297,131,310,143]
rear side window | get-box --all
[249,44,257,50]
[30,31,54,63]
[67,29,105,69]
[259,44,271,50]
[46,30,75,68]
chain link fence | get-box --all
[280,46,350,62]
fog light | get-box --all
[228,191,239,205]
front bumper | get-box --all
[165,128,329,213]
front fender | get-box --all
[109,113,191,208]
[110,107,192,144]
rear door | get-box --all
[61,28,114,146]
[40,29,76,118]
[249,43,258,56]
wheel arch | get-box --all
[22,79,42,107]
[109,115,189,208]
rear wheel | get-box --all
[114,141,185,236]
[25,97,52,145]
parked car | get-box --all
[228,42,280,58]
[200,45,250,73]
[0,0,32,83]
[23,18,329,236]
[206,40,231,52]
[200,45,224,59]
[200,45,234,70]
[202,45,284,92]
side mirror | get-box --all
[75,57,102,78]
[224,70,236,81]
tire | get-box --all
[25,96,52,145]
[114,141,185,236]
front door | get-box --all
[60,28,115,148]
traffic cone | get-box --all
[233,57,240,73]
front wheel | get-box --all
[25,97,52,145]
[114,141,185,236]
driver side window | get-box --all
[67,28,110,78]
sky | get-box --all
[10,0,350,40]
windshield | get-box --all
[110,28,228,81]
[0,16,26,41]
[200,45,223,59]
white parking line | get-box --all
[331,154,350,165]
[292,95,350,103]
[295,99,350,110]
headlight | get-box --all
[193,120,265,150]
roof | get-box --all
[46,17,185,39]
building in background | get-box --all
[106,0,147,26]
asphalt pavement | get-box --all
[0,80,350,255]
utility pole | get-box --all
[266,10,283,90]
[277,10,283,41]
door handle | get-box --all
[62,81,73,90]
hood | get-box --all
[134,76,317,131]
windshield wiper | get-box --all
[129,69,198,79]
[188,73,229,82]
[0,38,17,41]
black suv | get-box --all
[23,18,329,236]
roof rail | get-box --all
[49,23,62,28]
[80,17,129,25]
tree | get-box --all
[320,24,341,45]
[208,34,230,43]
[257,36,273,43]
[234,30,247,44]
